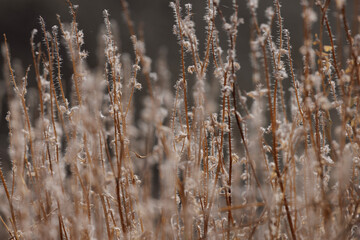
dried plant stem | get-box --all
[174,0,191,155]
[56,15,82,106]
[0,167,18,240]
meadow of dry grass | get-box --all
[0,0,360,239]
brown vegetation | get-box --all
[1,0,360,239]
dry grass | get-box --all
[1,0,360,239]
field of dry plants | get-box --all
[0,0,360,239]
